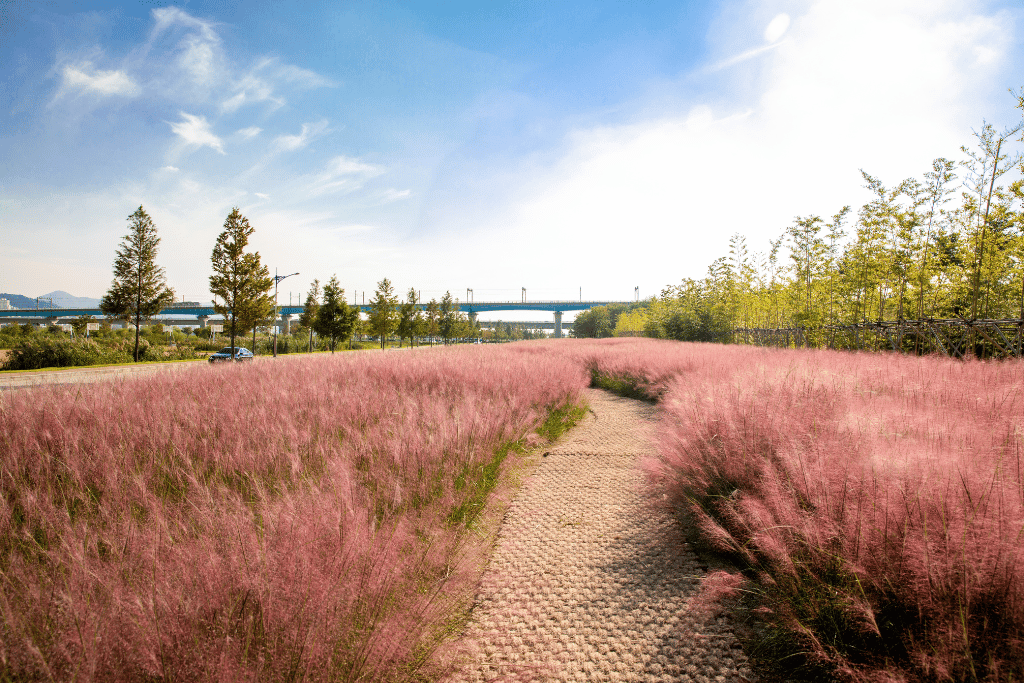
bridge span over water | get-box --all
[0,300,624,338]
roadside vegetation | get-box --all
[574,337,1024,682]
[0,344,588,681]
[3,336,1022,681]
[574,95,1024,343]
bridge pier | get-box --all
[197,315,209,329]
[553,311,563,338]
[280,314,292,334]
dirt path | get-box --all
[449,389,754,683]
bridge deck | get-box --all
[0,301,627,319]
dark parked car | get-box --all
[208,346,254,363]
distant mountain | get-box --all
[37,291,101,308]
[0,293,40,309]
[0,291,100,309]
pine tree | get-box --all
[368,278,399,349]
[100,206,175,362]
[396,287,422,347]
[299,279,321,352]
[209,208,273,358]
[313,275,358,352]
[438,291,469,343]
[425,299,440,345]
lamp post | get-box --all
[272,269,299,357]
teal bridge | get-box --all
[0,301,627,338]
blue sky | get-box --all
[2,0,1022,313]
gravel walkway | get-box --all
[448,389,754,683]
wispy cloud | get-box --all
[254,192,270,199]
[705,41,783,73]
[236,126,263,139]
[58,63,138,97]
[167,112,225,154]
[377,188,412,203]
[308,155,384,196]
[274,119,329,152]
[221,57,333,114]
[704,12,791,73]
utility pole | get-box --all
[271,269,299,357]
[522,287,526,303]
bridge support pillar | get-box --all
[467,311,477,326]
[280,314,292,334]
[197,315,209,329]
[553,311,563,338]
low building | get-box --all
[0,298,11,310]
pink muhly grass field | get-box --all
[581,338,1024,681]
[0,345,587,682]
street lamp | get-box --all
[272,269,299,357]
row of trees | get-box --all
[98,206,481,361]
[576,105,1024,343]
[298,278,475,351]
[100,206,275,361]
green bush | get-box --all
[2,338,132,370]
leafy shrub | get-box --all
[1,337,132,370]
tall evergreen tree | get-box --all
[438,291,470,343]
[425,299,440,345]
[368,278,399,349]
[100,206,175,362]
[396,287,422,347]
[299,279,321,353]
[312,275,358,352]
[209,208,273,358]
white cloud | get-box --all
[306,155,385,196]
[219,57,332,114]
[764,14,790,43]
[150,7,219,42]
[274,119,330,152]
[426,0,1020,298]
[167,112,225,153]
[161,165,179,172]
[236,126,263,139]
[254,192,270,199]
[59,63,138,97]
[220,91,248,113]
[378,188,412,203]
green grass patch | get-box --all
[589,368,659,402]
[446,398,587,529]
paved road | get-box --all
[448,389,753,682]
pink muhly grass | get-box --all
[0,344,587,681]
[570,338,1024,681]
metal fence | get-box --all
[734,318,1024,359]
